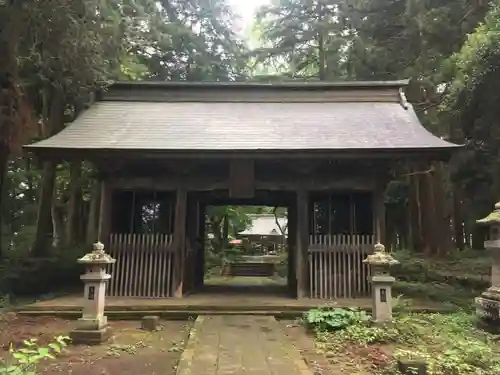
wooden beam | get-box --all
[296,189,309,299]
[29,147,456,164]
[107,174,378,192]
[103,87,400,103]
[97,180,112,246]
[173,187,187,298]
[229,159,255,198]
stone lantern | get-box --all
[475,202,500,332]
[69,242,116,344]
[363,243,400,323]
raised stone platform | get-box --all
[16,293,452,320]
[15,278,453,320]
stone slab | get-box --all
[176,315,312,375]
[69,327,112,345]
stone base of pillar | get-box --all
[371,275,395,324]
[70,326,112,345]
[76,316,108,330]
[476,295,500,333]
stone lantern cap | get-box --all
[363,243,399,267]
[78,242,116,265]
[477,202,500,225]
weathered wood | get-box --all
[229,159,255,198]
[103,86,400,103]
[183,194,198,295]
[196,203,206,288]
[85,182,100,244]
[34,147,451,164]
[107,233,174,297]
[173,188,187,297]
[374,185,387,244]
[296,189,309,298]
[308,234,374,298]
[97,180,112,245]
[107,174,378,192]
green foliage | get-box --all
[315,311,500,375]
[390,314,500,375]
[388,248,488,309]
[0,335,70,375]
[253,0,349,80]
[0,244,87,297]
[441,1,500,222]
[304,307,370,332]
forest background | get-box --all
[0,0,499,296]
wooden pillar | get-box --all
[173,187,187,297]
[196,202,206,288]
[86,181,100,244]
[183,193,198,295]
[296,189,309,298]
[374,184,387,245]
[97,179,112,246]
[287,202,297,297]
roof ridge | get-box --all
[105,79,410,89]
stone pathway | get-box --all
[176,315,312,375]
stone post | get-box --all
[475,202,500,332]
[363,243,399,324]
[70,242,116,345]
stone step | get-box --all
[16,309,307,320]
[225,262,276,277]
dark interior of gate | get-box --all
[107,187,375,300]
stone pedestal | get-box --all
[397,359,428,375]
[141,316,160,331]
[476,202,500,332]
[70,242,116,345]
[364,243,399,324]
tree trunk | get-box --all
[472,225,486,250]
[0,1,23,258]
[51,201,65,247]
[317,3,326,81]
[222,214,229,248]
[432,163,453,255]
[408,172,423,252]
[32,85,65,256]
[0,147,8,257]
[419,172,437,255]
[453,184,465,250]
[65,161,81,246]
[32,162,56,256]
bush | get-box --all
[0,245,88,297]
[303,307,370,332]
[0,336,69,375]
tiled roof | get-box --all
[239,215,288,236]
[25,81,460,153]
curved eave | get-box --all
[24,144,462,162]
